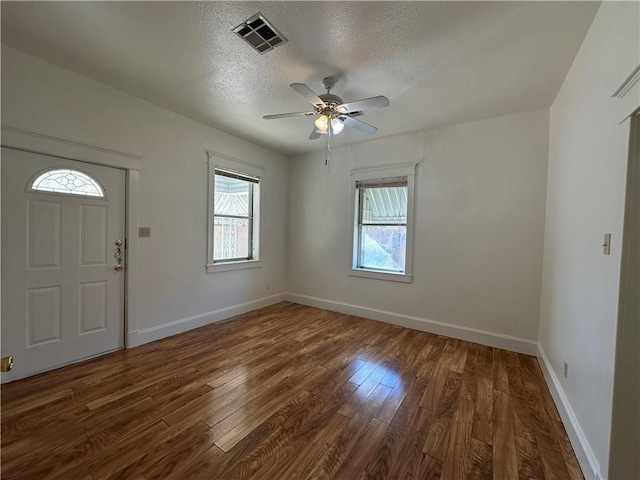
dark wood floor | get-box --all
[1,302,582,480]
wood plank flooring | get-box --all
[1,302,583,480]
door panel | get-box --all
[28,200,61,269]
[80,204,108,265]
[1,147,126,382]
[27,286,61,345]
[80,281,107,333]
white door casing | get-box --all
[1,147,126,381]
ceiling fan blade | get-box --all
[341,115,378,135]
[309,127,321,140]
[338,96,389,113]
[263,111,315,120]
[290,83,326,108]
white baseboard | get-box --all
[126,330,140,348]
[284,292,538,355]
[537,343,601,480]
[135,293,287,346]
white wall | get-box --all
[538,2,640,478]
[1,46,290,341]
[287,109,549,352]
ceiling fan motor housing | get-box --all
[318,76,345,116]
[318,93,344,108]
[318,94,346,121]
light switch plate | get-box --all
[602,233,611,255]
[139,227,151,237]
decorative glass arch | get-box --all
[30,169,105,198]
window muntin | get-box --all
[356,179,408,273]
[212,168,258,263]
[30,169,105,198]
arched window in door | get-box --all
[30,168,105,198]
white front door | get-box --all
[1,148,126,382]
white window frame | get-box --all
[349,163,418,283]
[206,152,264,273]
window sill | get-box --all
[348,268,413,283]
[206,260,263,273]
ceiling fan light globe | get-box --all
[315,114,329,130]
[331,118,344,134]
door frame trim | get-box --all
[2,124,142,348]
[609,112,640,479]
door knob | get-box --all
[114,264,124,272]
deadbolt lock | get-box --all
[1,356,13,372]
[114,240,124,271]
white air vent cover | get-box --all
[233,13,287,54]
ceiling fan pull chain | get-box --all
[326,121,332,169]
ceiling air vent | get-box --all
[233,13,287,54]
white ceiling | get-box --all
[1,1,599,156]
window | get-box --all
[207,153,263,273]
[213,169,256,261]
[357,179,407,271]
[350,163,417,283]
[30,169,105,198]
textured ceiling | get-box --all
[1,1,599,156]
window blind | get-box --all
[215,168,259,184]
[355,176,407,189]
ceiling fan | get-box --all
[263,76,389,140]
